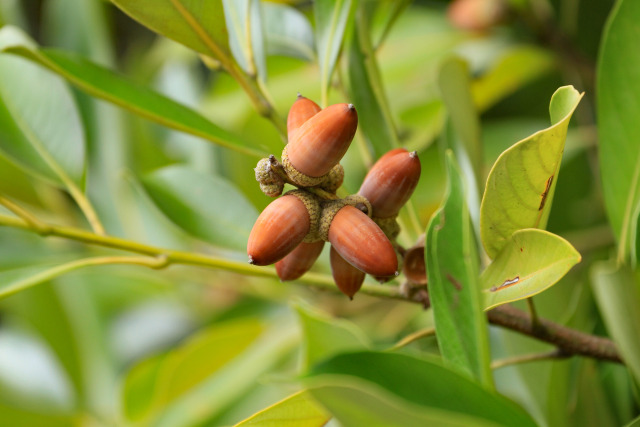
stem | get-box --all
[491,349,570,370]
[0,214,623,364]
[388,327,436,351]
[0,195,51,235]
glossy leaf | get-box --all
[315,0,355,106]
[597,0,640,264]
[109,0,230,59]
[591,261,640,385]
[305,351,537,427]
[480,85,582,259]
[223,0,266,80]
[142,166,259,252]
[293,300,369,370]
[262,3,315,61]
[438,57,482,187]
[0,54,84,186]
[123,318,263,422]
[347,14,398,159]
[233,390,330,427]
[425,151,492,387]
[481,229,581,310]
[0,26,263,158]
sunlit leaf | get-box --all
[347,13,398,159]
[142,166,259,252]
[0,54,84,186]
[0,26,263,158]
[481,229,581,310]
[315,0,355,106]
[233,390,330,427]
[109,0,230,59]
[597,0,640,265]
[426,151,492,387]
[262,3,315,61]
[480,85,582,259]
[223,0,266,80]
[293,300,369,370]
[123,318,263,422]
[591,261,640,385]
[305,351,537,427]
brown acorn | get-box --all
[330,246,365,300]
[328,205,398,277]
[358,148,421,219]
[247,195,310,266]
[275,241,325,281]
[286,103,358,177]
[403,235,427,285]
[287,94,321,139]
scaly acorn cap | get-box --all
[286,103,358,178]
[327,205,398,277]
[330,245,365,300]
[359,148,421,219]
[275,241,325,281]
[319,163,344,193]
[255,157,284,197]
[287,94,321,139]
[247,190,320,266]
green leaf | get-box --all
[123,318,263,423]
[305,351,537,427]
[262,3,315,61]
[142,165,259,252]
[233,390,330,427]
[425,151,492,388]
[293,300,369,370]
[625,415,640,427]
[591,261,640,385]
[223,0,266,80]
[480,85,582,259]
[0,26,263,158]
[438,58,482,188]
[481,229,581,310]
[0,54,85,186]
[347,12,398,159]
[315,0,355,107]
[597,0,640,265]
[109,0,230,59]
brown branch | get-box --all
[487,304,622,363]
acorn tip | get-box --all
[394,271,400,276]
[296,92,302,98]
[347,103,355,110]
[248,256,255,265]
[409,151,418,158]
[349,295,354,301]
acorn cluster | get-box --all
[247,94,421,299]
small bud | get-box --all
[275,241,325,281]
[247,194,311,266]
[287,94,321,139]
[403,235,427,286]
[287,103,358,177]
[328,205,398,277]
[330,246,365,299]
[359,148,421,218]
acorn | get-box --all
[359,148,421,219]
[287,94,321,139]
[330,246,365,299]
[403,234,427,286]
[275,241,325,281]
[327,205,398,277]
[247,192,319,266]
[285,103,358,178]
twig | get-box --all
[491,348,571,370]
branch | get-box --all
[0,213,623,365]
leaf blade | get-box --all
[233,390,330,427]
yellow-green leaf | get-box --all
[481,229,581,310]
[480,85,583,259]
[233,390,330,427]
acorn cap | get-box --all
[328,205,398,277]
[287,94,322,139]
[286,103,358,177]
[247,194,311,266]
[358,148,421,218]
[275,241,325,281]
[330,245,365,299]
